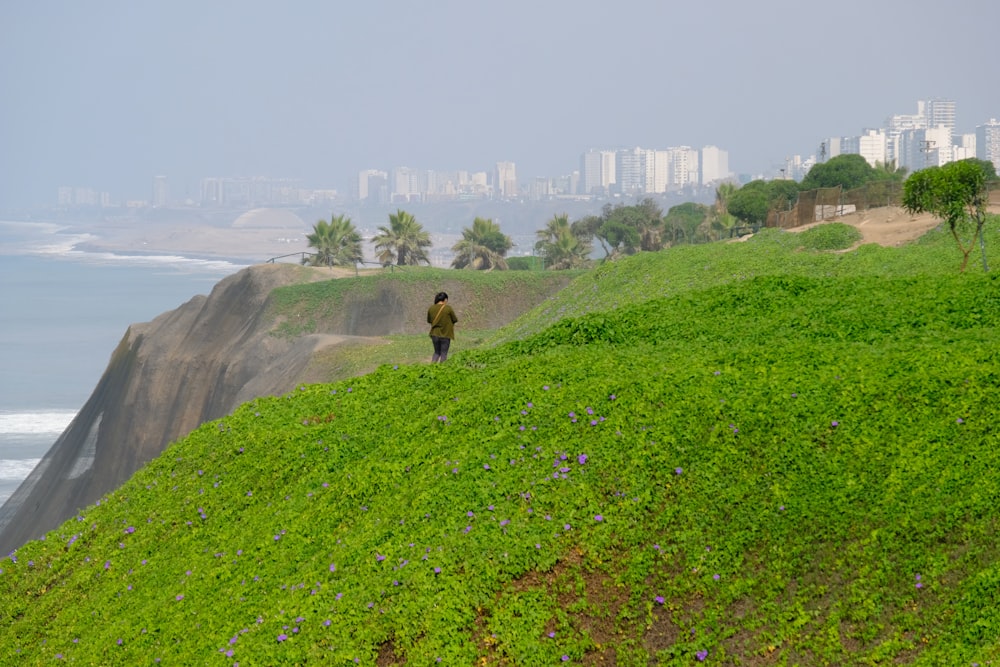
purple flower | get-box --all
[277,634,288,642]
[654,595,664,604]
[577,454,588,465]
[696,649,708,661]
[175,594,184,601]
[376,554,386,562]
[561,656,569,662]
[674,467,683,475]
[594,515,604,522]
[329,563,336,572]
[831,420,839,427]
[713,573,720,581]
[483,463,491,470]
[563,523,571,531]
[434,567,441,574]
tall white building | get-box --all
[898,126,953,172]
[647,150,669,194]
[700,145,730,184]
[495,161,517,198]
[616,148,644,196]
[926,98,956,131]
[953,134,977,162]
[977,119,1000,172]
[392,167,424,201]
[667,147,698,189]
[857,130,888,167]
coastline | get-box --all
[70,223,309,264]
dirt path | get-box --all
[787,199,1000,248]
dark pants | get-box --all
[431,336,451,362]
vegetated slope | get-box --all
[0,265,577,556]
[487,223,960,346]
[3,225,1000,665]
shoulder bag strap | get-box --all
[431,304,448,327]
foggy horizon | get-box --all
[2,0,998,209]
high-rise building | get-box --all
[926,98,956,132]
[953,134,977,161]
[700,146,730,184]
[616,148,644,196]
[898,126,953,172]
[152,175,169,207]
[392,167,424,202]
[580,149,603,195]
[495,161,517,198]
[977,119,1000,172]
[357,169,387,201]
[857,130,888,167]
[647,150,669,194]
[667,147,698,189]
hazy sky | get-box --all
[2,0,998,208]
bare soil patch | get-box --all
[785,199,1000,248]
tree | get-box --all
[535,213,592,269]
[303,214,362,268]
[372,209,432,266]
[768,179,800,211]
[664,202,710,243]
[801,154,879,191]
[903,159,993,272]
[573,202,660,258]
[727,181,771,226]
[451,217,513,270]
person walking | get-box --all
[428,291,458,362]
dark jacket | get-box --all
[427,303,458,339]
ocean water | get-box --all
[0,220,245,505]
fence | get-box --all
[769,181,905,229]
[769,180,1000,230]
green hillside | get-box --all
[4,222,1000,665]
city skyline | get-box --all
[51,94,999,211]
[3,1,999,211]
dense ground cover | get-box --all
[3,223,1000,665]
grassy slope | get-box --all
[4,223,1000,665]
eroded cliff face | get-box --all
[0,264,347,554]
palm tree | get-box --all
[372,209,432,266]
[303,214,362,268]
[534,213,592,269]
[451,217,513,270]
[710,182,740,240]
